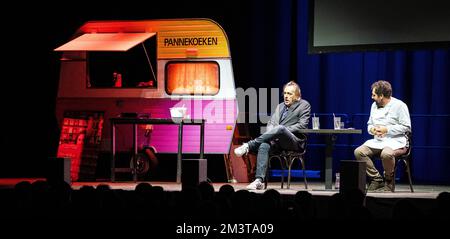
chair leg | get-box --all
[264,177,268,189]
[287,163,292,189]
[264,156,272,190]
[393,158,414,193]
[404,159,414,192]
[392,161,400,192]
[287,155,298,189]
[287,155,299,189]
[265,155,286,189]
[300,157,308,189]
[280,156,286,189]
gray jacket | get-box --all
[267,99,311,139]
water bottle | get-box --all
[335,173,340,190]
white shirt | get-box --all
[363,97,411,150]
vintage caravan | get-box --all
[54,19,238,181]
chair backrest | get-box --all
[295,133,308,153]
[398,131,412,159]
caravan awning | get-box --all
[54,32,156,51]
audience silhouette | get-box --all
[1,179,447,233]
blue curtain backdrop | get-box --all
[240,0,450,184]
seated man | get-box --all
[234,81,310,190]
[354,80,411,192]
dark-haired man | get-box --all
[354,80,411,192]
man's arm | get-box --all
[286,100,311,132]
[367,104,376,135]
[266,104,281,132]
[386,102,411,136]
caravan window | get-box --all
[165,62,219,95]
[87,36,157,88]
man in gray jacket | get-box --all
[234,81,311,190]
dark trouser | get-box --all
[248,125,303,180]
[354,145,407,182]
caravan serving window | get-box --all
[165,62,219,95]
[87,36,157,88]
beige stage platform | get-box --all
[1,178,448,199]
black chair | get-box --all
[392,131,414,192]
[264,139,308,190]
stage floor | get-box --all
[1,178,448,199]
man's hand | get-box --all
[373,125,388,137]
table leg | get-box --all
[111,123,116,182]
[325,134,336,190]
[200,121,205,159]
[133,124,138,182]
[176,122,183,183]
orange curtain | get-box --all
[167,62,219,95]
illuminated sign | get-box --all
[158,31,229,59]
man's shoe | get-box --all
[246,178,264,190]
[234,143,249,157]
[383,181,394,192]
[367,180,384,192]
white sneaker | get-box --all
[234,143,249,157]
[246,178,264,190]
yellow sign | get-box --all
[158,23,230,59]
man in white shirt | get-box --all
[354,80,411,192]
